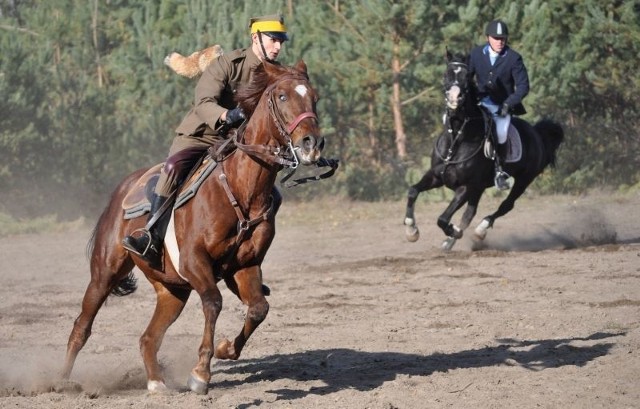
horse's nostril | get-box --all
[301,135,316,151]
[302,136,314,151]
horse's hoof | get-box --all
[214,338,236,359]
[474,219,490,241]
[442,237,456,251]
[52,379,82,393]
[147,380,169,394]
[452,225,463,239]
[187,373,209,395]
[404,219,420,242]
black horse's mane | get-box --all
[235,62,305,117]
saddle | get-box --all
[121,155,218,220]
[481,113,523,163]
[483,125,522,163]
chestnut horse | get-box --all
[61,60,324,394]
[404,51,564,250]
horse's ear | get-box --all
[294,60,308,76]
[445,46,452,62]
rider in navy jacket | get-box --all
[467,19,530,190]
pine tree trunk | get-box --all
[391,43,406,160]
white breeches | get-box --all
[480,98,511,144]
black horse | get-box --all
[404,50,564,250]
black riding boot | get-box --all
[122,194,168,263]
[494,142,510,191]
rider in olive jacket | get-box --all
[122,14,288,264]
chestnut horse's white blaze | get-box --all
[295,84,308,97]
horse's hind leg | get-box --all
[474,178,530,240]
[140,281,191,393]
[215,265,269,360]
[404,170,443,242]
[61,256,134,380]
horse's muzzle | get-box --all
[445,85,462,110]
[296,134,324,165]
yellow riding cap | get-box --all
[249,14,288,41]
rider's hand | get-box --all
[499,103,510,117]
[225,107,245,126]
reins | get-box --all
[436,114,484,165]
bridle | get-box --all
[438,61,485,165]
[233,73,318,170]
[444,61,469,110]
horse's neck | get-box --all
[447,109,468,133]
[226,117,279,209]
[446,100,485,143]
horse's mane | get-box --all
[235,61,306,117]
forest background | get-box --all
[1,0,639,222]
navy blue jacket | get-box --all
[468,44,529,115]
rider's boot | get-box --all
[122,194,168,265]
[494,142,511,191]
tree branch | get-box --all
[402,86,434,106]
[0,24,40,36]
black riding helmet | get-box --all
[485,20,508,38]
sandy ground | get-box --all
[0,192,639,408]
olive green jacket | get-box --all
[175,47,262,137]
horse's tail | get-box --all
[86,186,138,298]
[111,272,138,297]
[534,118,564,168]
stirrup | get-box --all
[122,228,154,257]
[494,170,511,191]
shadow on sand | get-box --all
[211,331,623,407]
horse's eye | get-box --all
[279,93,287,102]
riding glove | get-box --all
[499,103,510,117]
[225,107,246,126]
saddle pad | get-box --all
[164,211,189,282]
[483,125,522,163]
[121,164,164,219]
[122,157,217,220]
[505,125,522,163]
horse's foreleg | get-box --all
[475,179,529,240]
[405,170,442,242]
[140,281,190,393]
[187,280,223,395]
[458,189,484,232]
[61,278,112,380]
[216,266,269,360]
[437,186,469,250]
